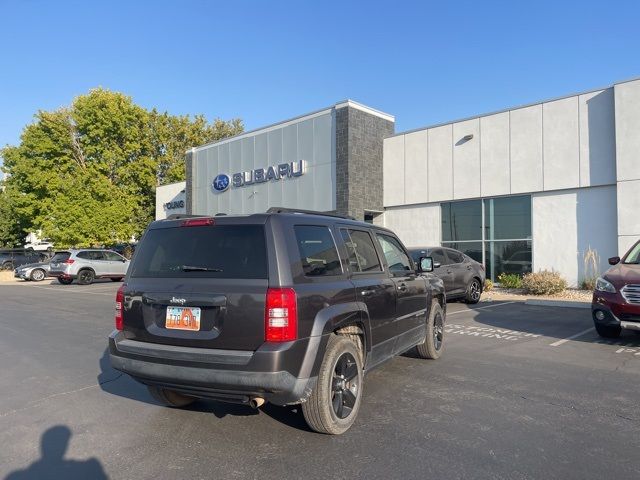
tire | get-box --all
[30,269,46,282]
[595,323,621,339]
[464,278,482,304]
[1,262,14,271]
[302,335,364,435]
[76,269,95,285]
[110,277,123,282]
[147,386,196,408]
[57,277,73,285]
[416,301,445,360]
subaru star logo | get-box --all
[212,174,230,192]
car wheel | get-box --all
[30,269,46,282]
[1,262,14,271]
[302,335,363,435]
[110,277,123,282]
[464,278,482,304]
[147,386,196,407]
[595,323,621,338]
[57,277,73,285]
[77,269,95,285]
[416,301,445,360]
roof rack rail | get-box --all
[266,207,355,220]
[165,214,209,220]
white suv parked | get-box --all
[49,249,130,285]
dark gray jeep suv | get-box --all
[109,209,446,434]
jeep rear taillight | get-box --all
[265,288,297,342]
[115,285,125,330]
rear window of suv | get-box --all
[51,252,71,263]
[130,225,268,279]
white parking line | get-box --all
[26,285,115,296]
[549,327,595,347]
[448,301,517,316]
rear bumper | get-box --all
[108,331,321,406]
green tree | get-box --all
[0,88,242,247]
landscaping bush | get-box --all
[484,279,494,292]
[580,278,596,291]
[497,273,522,289]
[522,270,567,295]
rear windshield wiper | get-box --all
[181,265,223,272]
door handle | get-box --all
[397,283,407,292]
[360,289,374,297]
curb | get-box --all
[524,299,591,309]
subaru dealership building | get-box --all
[156,78,640,286]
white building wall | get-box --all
[614,79,640,255]
[532,186,618,287]
[155,182,186,220]
[383,87,617,206]
[379,204,441,248]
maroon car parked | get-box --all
[592,239,640,338]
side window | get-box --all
[103,251,123,261]
[375,234,413,274]
[340,229,382,273]
[76,251,90,260]
[294,226,342,277]
[446,249,464,264]
[430,249,448,266]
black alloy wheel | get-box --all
[331,352,359,419]
[466,279,481,304]
[77,269,95,285]
[433,311,444,351]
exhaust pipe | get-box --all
[249,397,265,409]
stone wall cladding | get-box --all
[335,106,394,220]
[185,149,193,214]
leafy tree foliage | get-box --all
[0,89,242,247]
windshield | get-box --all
[623,242,640,264]
[130,225,268,279]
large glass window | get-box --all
[442,200,482,241]
[441,196,532,282]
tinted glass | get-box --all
[51,252,71,263]
[446,249,464,264]
[623,242,640,264]
[409,249,431,263]
[103,251,124,261]
[342,229,382,273]
[131,225,267,279]
[376,234,412,273]
[442,200,482,242]
[441,242,484,264]
[484,196,531,240]
[294,226,342,277]
[430,249,448,266]
[485,240,532,280]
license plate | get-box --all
[165,306,201,331]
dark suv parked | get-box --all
[0,249,50,271]
[109,209,446,434]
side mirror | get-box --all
[418,256,434,273]
[608,256,620,265]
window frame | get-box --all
[339,227,383,275]
[293,224,344,278]
[374,232,415,277]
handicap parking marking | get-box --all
[445,323,541,342]
[615,347,640,356]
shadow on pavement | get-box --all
[460,301,640,346]
[5,425,108,480]
[97,348,310,431]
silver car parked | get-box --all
[14,261,51,282]
[49,249,130,285]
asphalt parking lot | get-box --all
[1,281,639,480]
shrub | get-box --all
[497,273,523,289]
[522,270,567,295]
[580,278,596,291]
[484,279,494,292]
